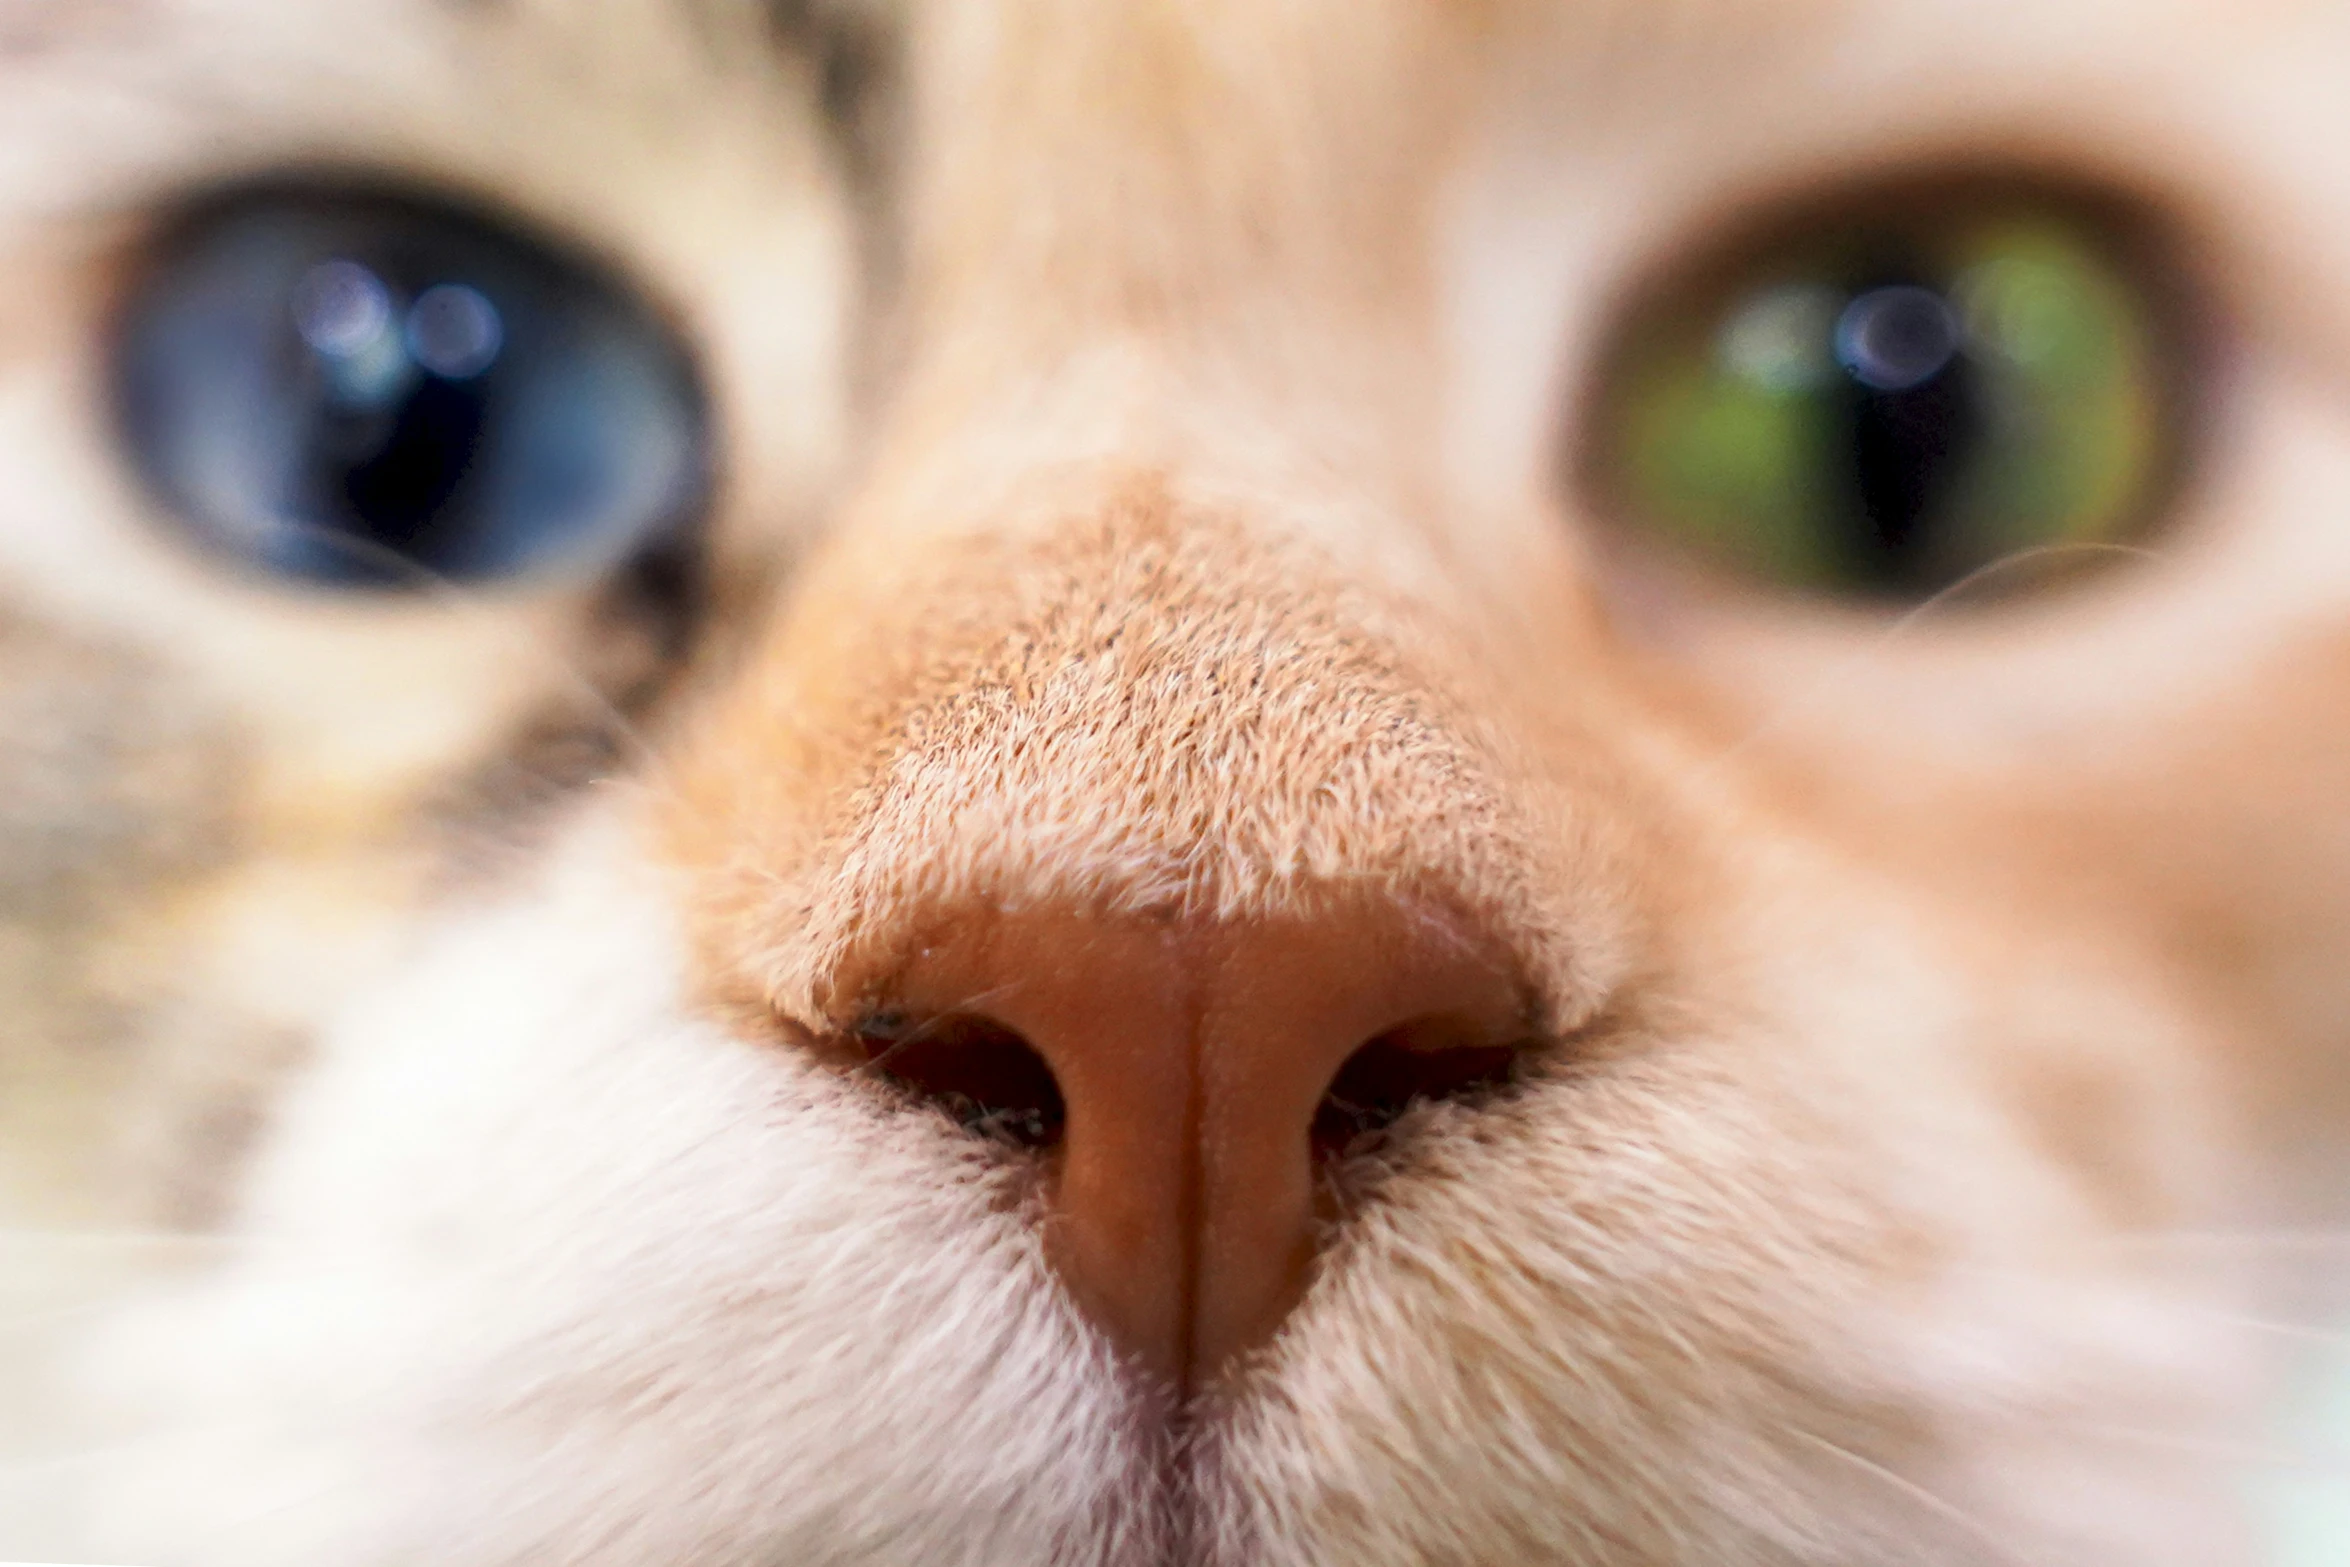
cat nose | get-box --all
[842,901,1531,1391]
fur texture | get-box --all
[8,0,2350,1562]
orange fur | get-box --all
[6,0,2350,1561]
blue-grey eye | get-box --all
[114,187,709,588]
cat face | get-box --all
[8,1,2350,1562]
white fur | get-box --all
[56,815,1158,1565]
[3,0,2347,1562]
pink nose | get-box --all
[834,900,1532,1389]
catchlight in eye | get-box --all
[114,186,709,590]
[1586,175,2190,603]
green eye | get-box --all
[1593,182,2184,601]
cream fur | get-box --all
[6,0,2350,1563]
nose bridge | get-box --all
[777,481,1525,949]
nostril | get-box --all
[1311,1014,1527,1160]
[853,1011,1068,1149]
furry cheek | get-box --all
[61,816,1166,1567]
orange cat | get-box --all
[7,0,2349,1561]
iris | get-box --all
[1596,183,2178,601]
[115,187,708,589]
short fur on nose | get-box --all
[854,901,1531,1390]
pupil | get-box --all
[330,376,487,560]
[289,258,501,579]
[1830,273,1981,593]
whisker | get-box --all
[1699,539,2172,775]
[1781,1426,2038,1566]
[2166,1305,2350,1355]
[1869,541,2170,637]
[2050,1421,2350,1479]
[851,982,1026,1080]
[176,1472,364,1554]
[2099,1230,2350,1255]
[265,518,670,788]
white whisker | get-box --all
[2052,1420,2350,1478]
[2102,1230,2350,1255]
[1782,1426,2038,1565]
[1697,540,2172,778]
[852,982,1026,1079]
[1869,541,2170,635]
[177,1479,353,1555]
[2168,1305,2350,1355]
[265,517,666,783]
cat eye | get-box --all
[113,187,708,588]
[1587,178,2189,602]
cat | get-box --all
[7,0,2350,1561]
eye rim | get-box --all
[103,169,721,596]
[1570,162,2219,617]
